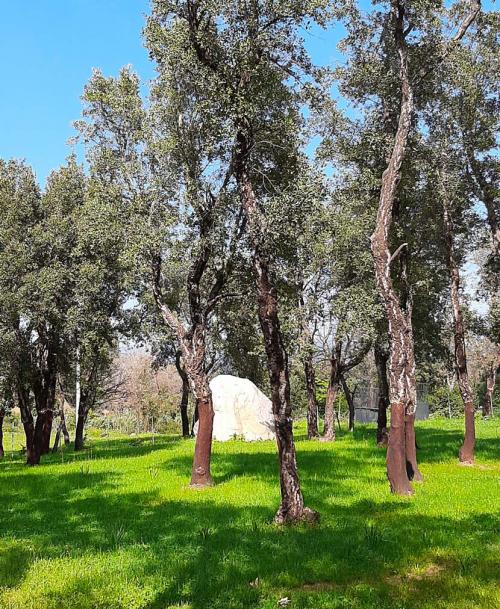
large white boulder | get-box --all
[200,374,275,441]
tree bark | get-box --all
[0,409,4,458]
[322,352,340,442]
[304,354,319,438]
[61,405,70,445]
[53,404,71,452]
[370,1,416,496]
[175,350,191,437]
[74,409,88,451]
[190,393,214,486]
[17,384,39,465]
[405,413,423,481]
[340,374,355,432]
[234,132,316,524]
[482,365,496,417]
[386,403,413,494]
[442,192,476,464]
[374,344,390,446]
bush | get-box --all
[427,386,464,418]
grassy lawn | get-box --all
[0,418,498,609]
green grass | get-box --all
[0,418,499,609]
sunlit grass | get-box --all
[0,418,498,609]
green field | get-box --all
[0,418,498,609]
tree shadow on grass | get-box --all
[1,467,498,609]
[350,422,500,463]
[1,421,498,608]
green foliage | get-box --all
[427,385,465,418]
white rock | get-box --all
[195,374,275,441]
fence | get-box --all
[353,382,430,423]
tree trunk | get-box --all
[175,350,191,438]
[340,374,355,432]
[405,413,423,481]
[52,418,62,453]
[190,393,214,486]
[482,365,496,417]
[374,344,390,446]
[0,409,4,458]
[322,354,340,441]
[304,354,319,438]
[442,194,476,464]
[235,133,315,524]
[386,403,413,494]
[40,409,54,455]
[61,405,70,445]
[17,384,39,465]
[74,409,88,451]
[370,1,415,496]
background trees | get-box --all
[0,1,496,517]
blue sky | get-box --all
[0,1,344,186]
[0,2,494,186]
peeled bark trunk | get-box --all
[405,413,423,481]
[304,355,319,439]
[235,133,315,524]
[375,344,390,446]
[322,355,340,442]
[442,194,476,464]
[482,366,496,417]
[370,2,416,496]
[175,351,191,438]
[0,410,4,458]
[190,392,214,487]
[386,403,413,494]
[74,409,88,451]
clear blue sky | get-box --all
[0,1,344,186]
[0,2,492,186]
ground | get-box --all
[0,418,498,609]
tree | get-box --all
[437,153,477,463]
[145,0,340,522]
[0,158,87,464]
[78,62,243,485]
[361,0,480,494]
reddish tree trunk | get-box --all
[482,365,496,417]
[442,193,476,464]
[190,394,214,486]
[405,413,423,481]
[370,1,416,495]
[235,133,315,524]
[375,344,390,446]
[387,404,413,494]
